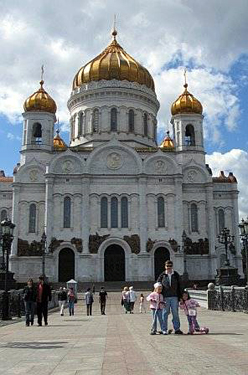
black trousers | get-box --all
[37,301,48,325]
[86,304,92,316]
[100,301,106,314]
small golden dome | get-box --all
[73,30,154,91]
[160,131,175,149]
[24,80,57,114]
[53,129,67,150]
[171,83,202,116]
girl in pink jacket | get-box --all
[180,291,209,334]
[146,282,166,335]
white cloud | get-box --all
[206,149,248,218]
[6,132,21,141]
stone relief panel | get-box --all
[145,156,175,175]
[183,167,207,183]
[51,156,83,174]
[88,148,140,175]
[18,166,45,183]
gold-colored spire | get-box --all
[53,127,67,150]
[112,14,117,40]
[24,71,57,114]
[160,130,175,149]
[171,71,202,116]
[72,28,155,91]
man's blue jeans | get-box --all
[162,297,180,332]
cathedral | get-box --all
[0,29,243,283]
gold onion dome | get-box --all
[73,30,154,91]
[171,83,203,116]
[160,131,174,149]
[53,129,67,150]
[24,80,57,114]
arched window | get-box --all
[111,197,118,228]
[158,197,165,227]
[121,197,128,228]
[129,110,134,133]
[218,209,225,233]
[29,204,36,233]
[111,108,117,131]
[185,124,195,146]
[0,209,7,222]
[144,113,148,137]
[32,123,42,144]
[78,112,84,136]
[92,109,99,132]
[101,197,108,228]
[191,203,198,232]
[63,197,71,228]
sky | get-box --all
[0,0,248,217]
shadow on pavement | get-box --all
[1,341,68,349]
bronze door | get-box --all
[154,247,170,280]
[59,248,75,282]
[104,245,125,281]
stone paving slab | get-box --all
[0,292,247,374]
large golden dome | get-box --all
[73,30,155,91]
[171,83,202,116]
[24,80,57,114]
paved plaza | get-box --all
[0,292,248,375]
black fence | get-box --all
[208,286,248,312]
[0,289,59,320]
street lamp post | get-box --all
[215,227,240,286]
[238,218,248,285]
[182,230,189,282]
[1,219,15,320]
[41,231,47,277]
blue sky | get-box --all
[0,0,248,215]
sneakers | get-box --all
[168,329,173,335]
[150,331,156,335]
[175,329,183,335]
[162,331,168,335]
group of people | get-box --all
[121,286,146,314]
[146,260,209,335]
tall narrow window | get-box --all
[185,124,195,146]
[101,197,108,228]
[111,108,117,131]
[32,123,42,144]
[1,210,7,221]
[111,197,118,228]
[92,109,99,132]
[129,110,134,133]
[29,204,36,233]
[144,113,148,136]
[158,197,165,227]
[71,118,75,140]
[218,209,225,233]
[191,203,198,232]
[63,197,71,228]
[78,112,83,136]
[121,197,128,228]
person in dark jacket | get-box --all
[37,275,52,326]
[23,278,37,326]
[157,260,183,335]
[58,287,67,316]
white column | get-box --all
[45,177,54,249]
[139,177,147,253]
[82,177,90,253]
[11,184,20,256]
[231,191,242,270]
[174,176,183,242]
[206,184,216,255]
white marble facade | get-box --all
[0,77,243,283]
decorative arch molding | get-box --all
[98,237,132,282]
[48,150,84,174]
[14,159,46,183]
[183,159,211,184]
[50,242,78,282]
[149,240,174,258]
[144,151,180,175]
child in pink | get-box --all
[180,291,209,334]
[146,282,166,335]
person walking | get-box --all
[85,288,94,316]
[58,287,67,316]
[139,293,146,313]
[36,275,52,326]
[68,287,76,316]
[99,287,108,315]
[23,278,36,326]
[157,260,183,335]
[121,286,131,314]
[129,286,137,313]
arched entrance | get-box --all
[104,245,125,281]
[154,247,170,280]
[58,248,75,282]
